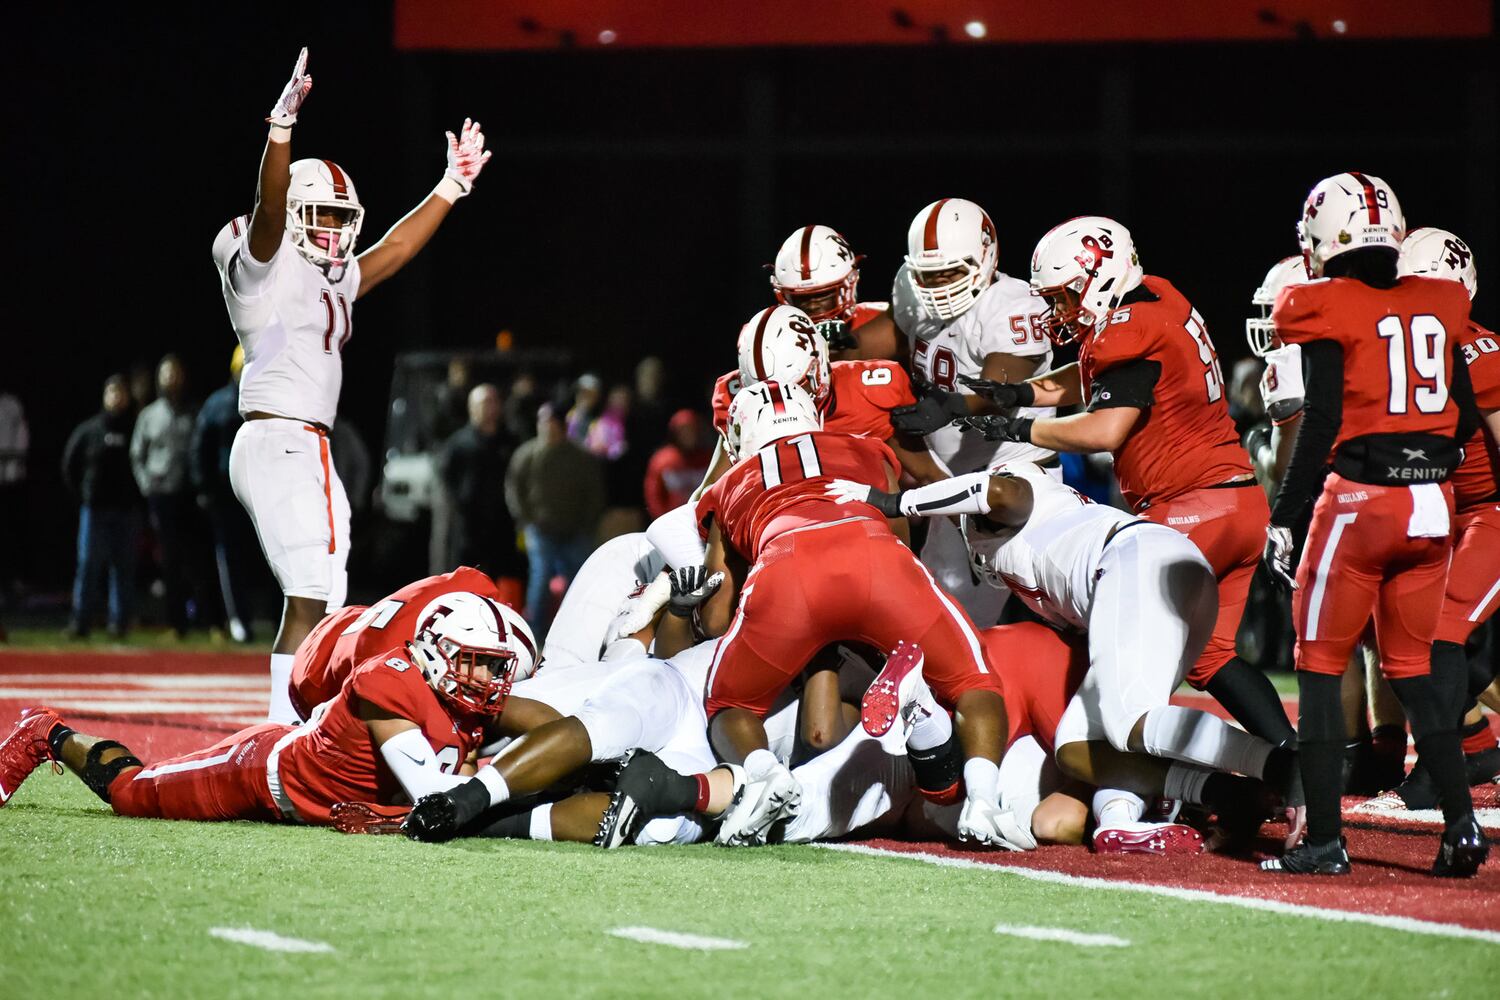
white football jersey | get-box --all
[892,264,1057,474]
[1259,343,1305,423]
[961,462,1141,631]
[212,216,361,429]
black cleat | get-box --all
[1464,745,1500,787]
[403,778,491,843]
[1260,837,1351,875]
[593,749,700,849]
[1432,816,1490,878]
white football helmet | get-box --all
[1398,227,1477,300]
[770,225,861,323]
[904,198,999,321]
[736,305,831,407]
[287,158,365,268]
[1246,256,1309,357]
[1296,172,1404,277]
[1029,216,1144,345]
[407,592,538,717]
[725,380,823,460]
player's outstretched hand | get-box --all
[608,572,673,643]
[1262,524,1298,590]
[267,47,312,127]
[667,566,724,618]
[957,375,1026,409]
[826,479,903,518]
[443,118,493,197]
[891,390,970,436]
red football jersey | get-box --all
[1452,321,1500,510]
[711,359,915,440]
[291,566,501,715]
[697,431,899,561]
[1078,275,1251,510]
[982,623,1087,752]
[276,651,485,825]
[1272,275,1471,449]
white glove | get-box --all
[267,47,312,128]
[668,566,724,618]
[957,795,1037,851]
[607,573,672,644]
[1263,524,1298,590]
[443,118,493,197]
[826,479,873,506]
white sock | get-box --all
[1163,763,1213,805]
[906,682,952,753]
[963,757,1000,804]
[1141,705,1274,777]
[528,802,554,841]
[477,766,511,806]
[1092,788,1144,827]
[744,748,779,780]
[267,654,298,724]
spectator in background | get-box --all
[506,402,604,638]
[439,384,522,585]
[192,346,260,643]
[63,375,140,638]
[0,387,28,599]
[131,355,198,635]
[585,385,631,461]
[631,356,669,445]
[505,371,540,443]
[567,373,603,442]
[127,362,155,414]
[643,409,712,519]
[429,357,473,447]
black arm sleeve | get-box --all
[1451,341,1481,444]
[1087,359,1161,410]
[1269,340,1344,529]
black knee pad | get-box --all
[908,732,963,795]
[79,741,143,803]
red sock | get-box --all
[694,773,712,813]
[1461,719,1497,756]
[920,780,963,806]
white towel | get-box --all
[1406,483,1450,538]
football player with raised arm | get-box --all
[212,48,492,723]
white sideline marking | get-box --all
[0,674,265,689]
[1348,802,1500,833]
[608,926,748,951]
[993,923,1129,947]
[31,700,267,714]
[819,844,1500,946]
[0,688,266,703]
[209,927,334,953]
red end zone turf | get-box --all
[2,650,1495,934]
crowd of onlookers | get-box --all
[1,350,713,643]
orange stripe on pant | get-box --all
[305,425,336,554]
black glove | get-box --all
[403,780,490,842]
[668,565,725,618]
[891,387,971,436]
[957,375,1034,409]
[816,318,857,352]
[964,414,1034,443]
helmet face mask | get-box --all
[770,226,861,324]
[904,199,999,322]
[407,593,538,718]
[1245,255,1309,357]
[1029,216,1143,347]
[286,159,365,270]
[1034,285,1087,345]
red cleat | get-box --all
[860,641,926,738]
[330,801,410,835]
[1093,821,1205,856]
[0,708,65,806]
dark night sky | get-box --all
[5,3,1495,587]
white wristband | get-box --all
[434,176,467,204]
[267,124,293,144]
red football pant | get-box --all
[1293,476,1454,679]
[1433,503,1500,645]
[980,623,1088,752]
[108,723,290,822]
[1141,483,1267,689]
[704,518,1000,719]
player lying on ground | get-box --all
[0,596,533,825]
[214,47,492,724]
[828,459,1303,847]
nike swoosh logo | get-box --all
[397,750,430,767]
[0,779,10,802]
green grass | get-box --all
[2,626,270,654]
[0,774,1488,999]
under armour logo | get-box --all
[1401,447,1429,461]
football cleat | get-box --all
[1353,789,1410,815]
[1433,816,1490,878]
[1093,821,1204,856]
[594,749,718,850]
[1465,745,1500,787]
[860,641,927,739]
[715,761,800,847]
[957,795,1037,852]
[0,708,64,807]
[1260,837,1351,875]
[331,801,409,835]
[402,781,488,843]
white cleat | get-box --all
[957,795,1037,852]
[714,762,801,847]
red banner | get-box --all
[395,1,1490,50]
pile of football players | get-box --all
[2,168,1494,879]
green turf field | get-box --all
[0,774,1488,999]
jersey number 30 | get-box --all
[1377,315,1448,414]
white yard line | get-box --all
[36,700,269,714]
[209,927,334,953]
[993,923,1129,947]
[819,843,1500,946]
[0,688,266,702]
[0,674,264,688]
[607,926,748,951]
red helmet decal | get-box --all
[799,225,816,280]
[323,160,350,201]
[750,309,774,381]
[923,199,951,251]
[1349,172,1380,223]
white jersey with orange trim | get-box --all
[212,216,361,429]
[891,264,1056,474]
